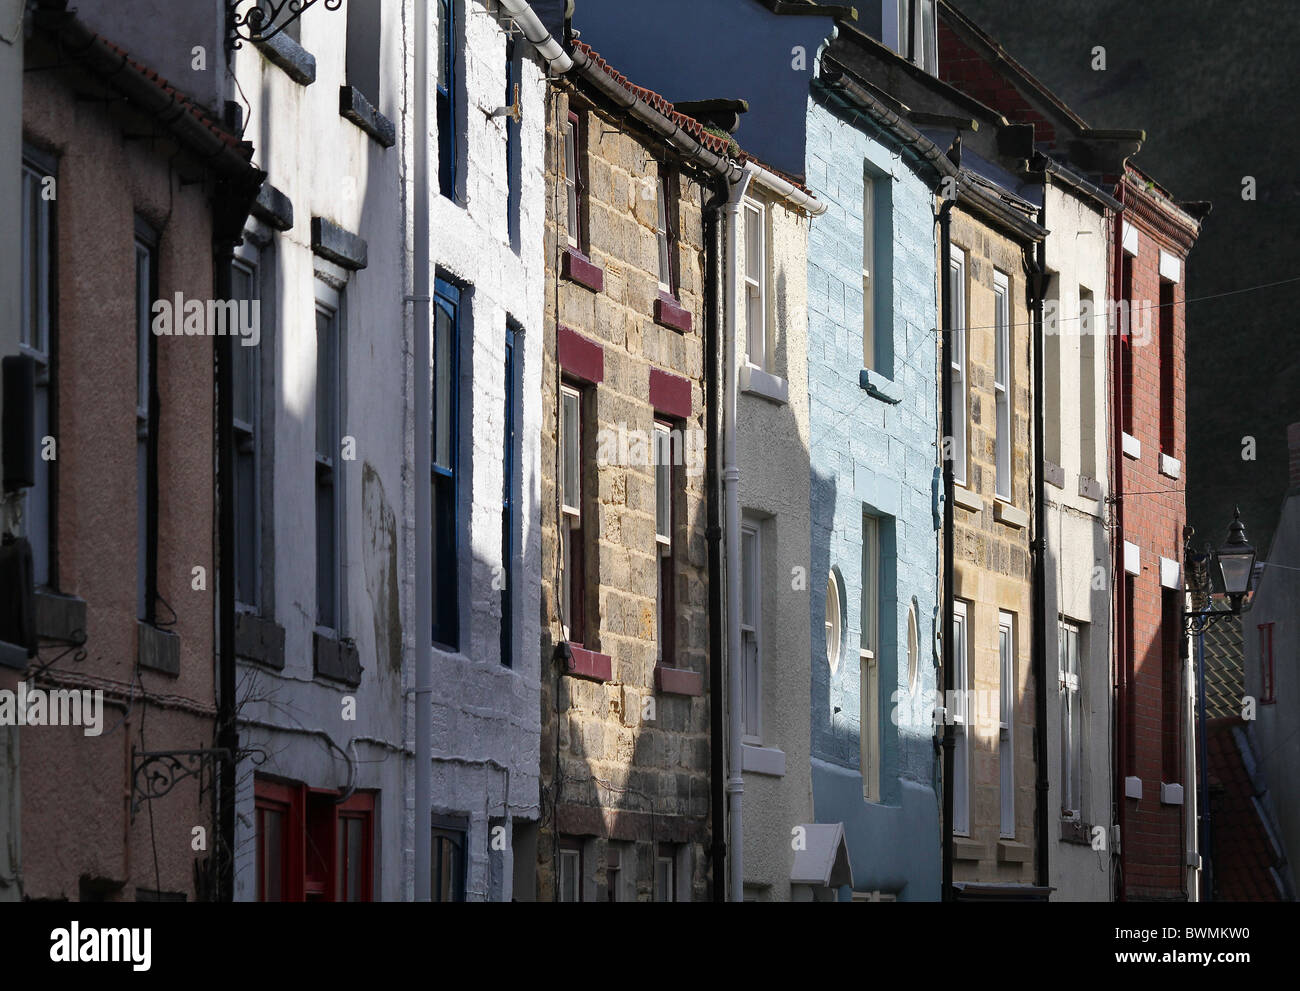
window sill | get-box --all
[997,839,1031,864]
[653,292,693,334]
[562,247,604,293]
[1043,459,1065,489]
[994,500,1028,530]
[1121,432,1141,461]
[34,590,87,644]
[1159,453,1181,479]
[564,643,612,682]
[654,664,702,696]
[739,362,788,405]
[235,611,286,671]
[251,182,294,232]
[952,485,983,514]
[741,744,786,777]
[952,836,984,862]
[313,630,362,686]
[340,85,395,148]
[1059,818,1092,845]
[254,31,316,86]
[1123,540,1141,576]
[858,368,902,405]
[138,621,180,677]
[0,640,27,671]
[1078,474,1103,501]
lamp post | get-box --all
[1184,508,1257,902]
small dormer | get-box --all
[884,0,939,75]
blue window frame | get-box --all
[437,0,456,200]
[432,277,460,648]
[501,322,518,667]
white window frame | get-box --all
[740,521,762,745]
[654,421,673,665]
[559,384,582,642]
[743,198,769,372]
[952,599,970,836]
[862,172,875,371]
[563,119,579,249]
[994,270,1011,502]
[1060,620,1083,820]
[20,155,53,588]
[655,170,672,293]
[999,611,1015,838]
[898,0,939,73]
[949,247,967,487]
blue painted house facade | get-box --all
[805,71,943,901]
[568,0,945,898]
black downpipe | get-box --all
[1029,190,1051,892]
[938,197,955,902]
[704,179,728,901]
[214,248,238,903]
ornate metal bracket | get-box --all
[131,747,230,822]
[29,627,88,680]
[1184,609,1237,636]
[227,0,342,49]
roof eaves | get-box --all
[938,0,1089,133]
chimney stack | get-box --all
[1290,423,1300,490]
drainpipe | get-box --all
[938,195,955,902]
[1111,182,1127,902]
[724,168,753,902]
[413,0,433,902]
[1029,187,1051,892]
[215,252,237,903]
[1197,626,1212,899]
[496,0,573,74]
[704,179,728,901]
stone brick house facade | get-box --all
[946,202,1043,886]
[537,44,723,901]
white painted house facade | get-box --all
[205,0,546,901]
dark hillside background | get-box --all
[952,0,1299,558]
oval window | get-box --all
[907,599,920,693]
[825,571,843,674]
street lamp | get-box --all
[1184,507,1256,633]
[1215,507,1256,612]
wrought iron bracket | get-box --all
[227,0,342,49]
[131,747,231,822]
[1184,610,1237,636]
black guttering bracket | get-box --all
[1032,153,1124,214]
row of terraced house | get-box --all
[0,0,1208,901]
